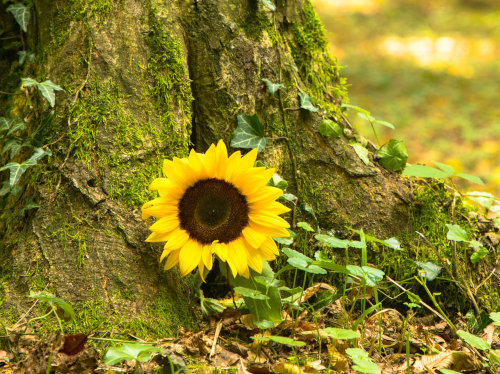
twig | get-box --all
[385,276,447,324]
[209,320,222,359]
[416,231,456,282]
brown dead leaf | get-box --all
[413,351,482,372]
[272,362,301,374]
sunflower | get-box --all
[141,140,290,278]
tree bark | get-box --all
[0,0,413,332]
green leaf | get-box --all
[298,92,318,112]
[231,113,267,152]
[36,80,64,107]
[341,104,370,115]
[349,141,370,165]
[457,330,491,350]
[6,3,30,32]
[376,139,408,172]
[456,173,484,186]
[282,247,312,263]
[373,119,395,130]
[347,265,384,286]
[357,112,375,122]
[270,174,288,190]
[0,117,17,132]
[29,291,75,321]
[488,350,500,365]
[470,248,489,264]
[319,119,342,137]
[383,237,402,251]
[0,148,51,187]
[315,234,348,248]
[234,286,269,301]
[18,197,40,217]
[2,138,22,157]
[439,370,462,374]
[465,192,498,209]
[6,120,26,136]
[0,181,11,197]
[415,261,441,281]
[432,161,455,176]
[104,343,162,365]
[228,261,282,322]
[274,236,294,245]
[324,328,360,340]
[402,164,450,179]
[259,0,276,11]
[297,221,314,232]
[280,193,297,202]
[445,224,469,242]
[346,348,380,374]
[254,319,275,329]
[21,77,38,87]
[262,78,283,95]
[268,335,306,347]
[490,312,500,326]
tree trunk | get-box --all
[0,0,413,332]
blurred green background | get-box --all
[312,0,500,195]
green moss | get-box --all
[239,6,276,43]
[287,1,348,117]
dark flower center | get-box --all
[178,178,249,244]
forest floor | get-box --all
[312,0,500,196]
[1,280,499,373]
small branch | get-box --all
[0,90,22,95]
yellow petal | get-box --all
[215,140,228,179]
[213,242,228,261]
[239,148,258,170]
[245,244,264,273]
[260,237,280,258]
[248,212,290,228]
[247,186,283,204]
[149,215,180,233]
[179,239,203,276]
[203,143,217,176]
[202,245,213,270]
[227,239,249,278]
[164,250,180,270]
[146,231,170,242]
[162,228,190,252]
[242,225,267,248]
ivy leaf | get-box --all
[259,0,276,11]
[0,117,15,132]
[0,181,11,197]
[470,247,489,264]
[262,78,284,95]
[21,78,63,107]
[349,141,370,165]
[383,237,402,251]
[21,77,37,87]
[347,265,384,286]
[18,197,40,217]
[268,335,305,346]
[2,138,23,157]
[298,92,318,112]
[7,3,31,32]
[0,148,51,187]
[37,80,64,107]
[282,247,313,263]
[415,261,441,281]
[446,224,469,242]
[457,330,491,350]
[456,173,484,186]
[269,174,287,190]
[104,343,162,365]
[402,164,450,179]
[376,139,408,172]
[6,120,26,136]
[319,119,342,137]
[231,114,267,152]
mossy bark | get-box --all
[0,0,420,333]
